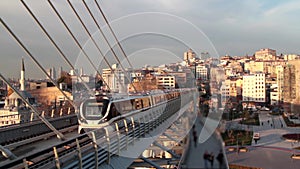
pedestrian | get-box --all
[192,125,197,147]
[208,152,214,168]
[216,150,224,169]
[193,130,198,147]
[203,150,209,169]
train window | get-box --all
[135,99,143,109]
[83,101,106,120]
[115,100,134,113]
[141,97,150,108]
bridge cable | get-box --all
[84,0,144,93]
[0,19,74,108]
[65,0,129,93]
[20,0,93,96]
[47,0,112,92]
[67,0,137,93]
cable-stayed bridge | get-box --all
[0,1,227,168]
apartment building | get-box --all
[283,60,300,114]
[242,73,266,103]
[156,75,176,89]
[255,48,276,61]
[196,65,208,81]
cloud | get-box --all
[1,0,300,78]
[264,1,300,17]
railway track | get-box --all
[0,114,78,147]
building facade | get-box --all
[255,48,276,61]
[283,60,300,114]
[242,73,266,103]
[196,65,208,81]
[156,75,176,89]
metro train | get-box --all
[78,88,196,133]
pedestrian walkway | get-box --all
[182,117,227,169]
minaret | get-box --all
[20,58,25,91]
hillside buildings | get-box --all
[216,48,300,116]
[0,59,36,126]
[255,48,276,61]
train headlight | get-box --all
[98,118,107,124]
[79,117,88,124]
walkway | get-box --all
[182,117,227,169]
[226,110,300,169]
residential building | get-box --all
[276,65,284,104]
[156,75,176,89]
[283,60,300,114]
[184,48,196,61]
[284,54,299,61]
[270,84,279,106]
[255,48,276,61]
[102,64,128,93]
[196,65,208,81]
[29,81,54,90]
[242,73,266,104]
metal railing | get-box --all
[1,97,194,169]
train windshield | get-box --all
[82,99,108,120]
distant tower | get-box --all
[80,67,83,76]
[52,67,56,79]
[19,58,25,91]
[59,66,63,78]
[46,68,52,80]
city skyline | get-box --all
[1,0,300,79]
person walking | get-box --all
[203,150,209,169]
[216,150,224,169]
[192,125,197,147]
[209,152,214,168]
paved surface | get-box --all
[183,117,227,169]
[226,110,300,169]
[227,146,300,169]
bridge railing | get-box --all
[1,98,193,169]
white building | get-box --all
[242,73,266,103]
[102,64,128,93]
[156,75,176,89]
[196,65,208,81]
[270,84,279,105]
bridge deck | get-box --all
[183,117,227,169]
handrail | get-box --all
[0,96,194,169]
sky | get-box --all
[0,0,300,79]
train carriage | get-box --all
[78,88,195,133]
